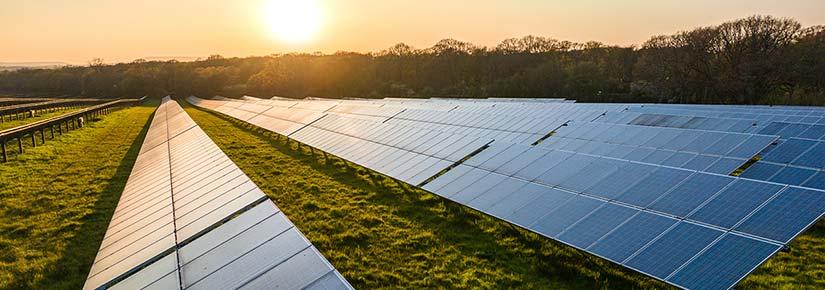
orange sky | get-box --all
[1,0,823,64]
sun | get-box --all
[264,0,324,44]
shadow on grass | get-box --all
[23,108,155,290]
[190,104,665,289]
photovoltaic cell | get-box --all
[769,166,816,185]
[506,187,575,227]
[588,211,678,263]
[625,222,723,280]
[614,167,691,208]
[530,195,604,237]
[803,172,825,190]
[557,203,637,249]
[762,138,817,164]
[736,187,825,243]
[794,142,825,169]
[740,162,782,181]
[648,173,733,218]
[669,234,780,289]
[689,180,784,229]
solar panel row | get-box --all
[187,95,825,290]
[758,122,825,140]
[740,138,825,191]
[85,98,351,290]
[543,121,778,174]
[422,142,825,289]
[597,112,758,133]
[627,105,825,130]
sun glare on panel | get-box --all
[264,0,324,44]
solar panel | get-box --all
[624,222,724,279]
[544,121,777,174]
[189,96,825,289]
[86,98,351,290]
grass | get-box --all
[0,102,156,290]
[182,102,666,289]
[0,107,84,131]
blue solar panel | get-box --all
[705,134,747,155]
[640,150,673,164]
[683,132,726,153]
[793,142,825,169]
[663,131,702,151]
[803,172,825,191]
[558,159,622,192]
[557,203,637,249]
[758,122,789,135]
[705,157,745,175]
[466,178,529,211]
[776,123,811,138]
[769,167,816,185]
[689,180,784,228]
[534,154,599,187]
[495,148,547,176]
[681,155,717,171]
[530,195,603,237]
[660,152,695,167]
[450,172,509,204]
[588,212,678,263]
[740,162,782,180]
[487,182,550,219]
[727,135,776,159]
[669,234,780,290]
[798,125,825,140]
[649,173,733,218]
[624,147,655,161]
[506,187,574,227]
[513,150,573,181]
[615,168,691,208]
[736,187,825,243]
[435,168,489,198]
[584,163,656,200]
[625,222,723,279]
[642,130,682,148]
[762,138,817,164]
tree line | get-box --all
[0,15,823,105]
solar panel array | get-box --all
[188,95,825,289]
[541,122,778,174]
[85,97,351,290]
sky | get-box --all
[1,0,823,64]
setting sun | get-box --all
[264,0,324,44]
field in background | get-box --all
[0,102,155,290]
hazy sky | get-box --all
[1,0,823,64]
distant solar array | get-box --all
[189,95,825,289]
[85,98,351,290]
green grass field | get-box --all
[0,99,822,289]
[0,102,155,290]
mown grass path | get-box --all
[184,103,664,289]
[0,102,155,290]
